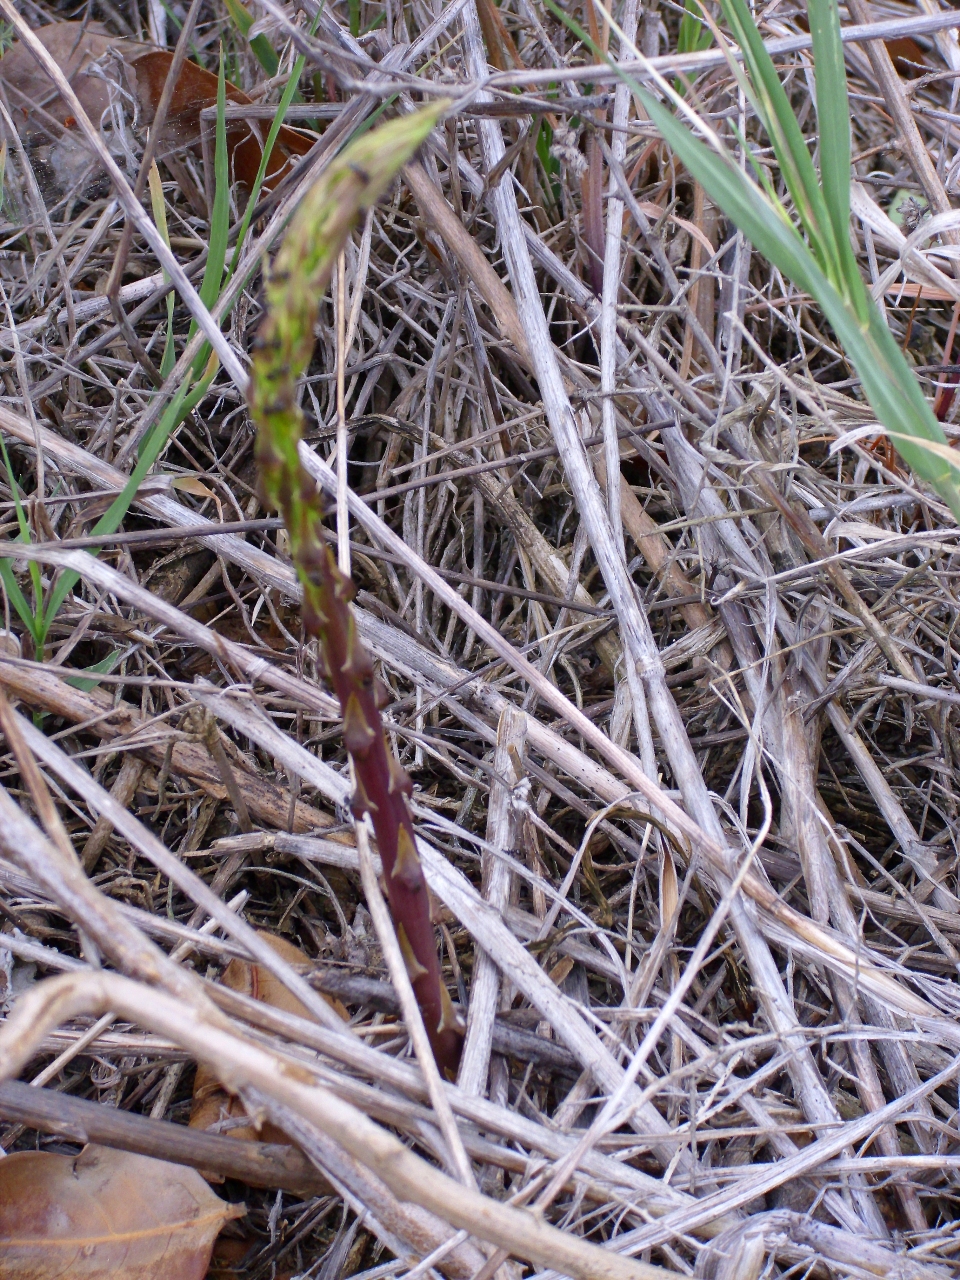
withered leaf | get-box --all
[0,23,147,141]
[0,23,313,196]
[218,931,346,1020]
[129,50,314,191]
[0,1143,243,1279]
[191,932,344,1152]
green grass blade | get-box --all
[675,0,713,95]
[0,558,39,643]
[222,0,280,76]
[360,9,385,35]
[41,369,212,629]
[678,0,712,55]
[248,33,279,76]
[198,49,231,317]
[65,648,121,691]
[852,304,960,495]
[1,434,31,548]
[549,0,833,276]
[139,47,231,466]
[226,13,322,283]
[552,0,960,516]
[636,74,960,516]
[635,86,821,297]
[716,0,840,282]
[0,434,42,640]
[147,161,177,379]
[161,44,232,400]
[38,31,375,643]
[807,0,868,316]
[139,48,231,460]
[807,0,849,237]
[547,0,960,518]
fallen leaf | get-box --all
[884,37,928,75]
[0,23,146,141]
[191,932,345,1151]
[172,475,217,499]
[129,50,314,191]
[0,1143,243,1279]
[221,931,347,1019]
[0,23,146,197]
[0,23,313,198]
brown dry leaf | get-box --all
[172,476,217,499]
[219,932,347,1019]
[0,22,313,196]
[0,23,146,140]
[0,1143,243,1279]
[129,50,314,191]
[0,22,147,196]
[884,36,928,75]
[190,933,346,1149]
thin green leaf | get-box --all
[807,0,867,317]
[162,44,232,400]
[226,12,322,284]
[41,369,210,628]
[249,34,280,76]
[675,0,713,95]
[678,0,713,55]
[0,434,42,637]
[65,648,122,692]
[134,45,233,474]
[0,434,31,547]
[360,9,385,35]
[555,0,960,516]
[37,28,280,643]
[147,161,177,379]
[548,0,828,273]
[0,558,39,643]
[635,86,821,297]
[807,0,848,235]
[222,0,280,76]
[716,0,840,283]
[198,49,231,317]
[637,82,960,515]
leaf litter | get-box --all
[0,1,957,1278]
[0,1143,244,1278]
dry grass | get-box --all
[0,0,959,1277]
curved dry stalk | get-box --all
[0,754,206,1009]
[3,700,345,1031]
[0,970,677,1280]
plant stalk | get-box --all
[248,104,462,1078]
